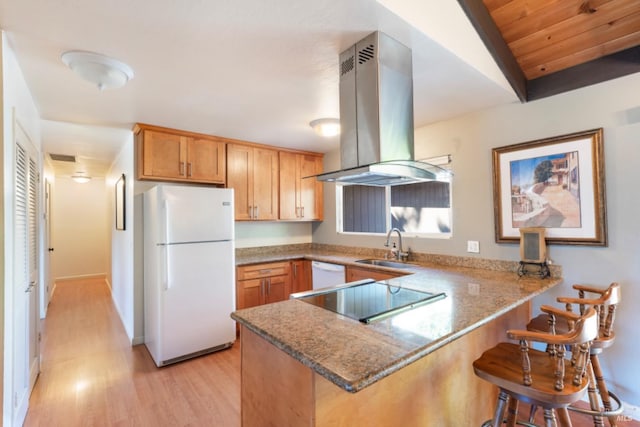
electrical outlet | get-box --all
[467,240,480,253]
[468,283,480,295]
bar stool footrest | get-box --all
[566,391,624,417]
[481,419,538,427]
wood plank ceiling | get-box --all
[458,0,640,101]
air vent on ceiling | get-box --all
[49,153,76,162]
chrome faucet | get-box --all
[384,228,409,261]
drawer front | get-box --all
[237,262,290,280]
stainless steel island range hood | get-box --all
[315,31,450,186]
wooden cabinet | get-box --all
[134,123,225,184]
[345,266,405,282]
[279,152,324,220]
[290,260,312,294]
[236,262,291,310]
[227,144,279,221]
[135,123,324,223]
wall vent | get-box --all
[49,153,76,162]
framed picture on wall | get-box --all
[115,174,126,231]
[492,128,607,246]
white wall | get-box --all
[51,177,107,280]
[235,222,312,248]
[107,136,135,343]
[1,31,42,427]
[313,72,640,407]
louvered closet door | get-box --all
[13,131,40,426]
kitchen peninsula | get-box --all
[231,247,561,426]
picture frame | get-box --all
[492,128,607,246]
[115,174,126,231]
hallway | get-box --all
[24,278,240,426]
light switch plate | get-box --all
[467,240,480,253]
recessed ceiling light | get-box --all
[61,50,134,90]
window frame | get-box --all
[335,155,453,239]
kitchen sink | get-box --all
[355,259,414,269]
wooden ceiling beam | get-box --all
[527,44,640,100]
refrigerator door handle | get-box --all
[162,199,171,290]
[163,200,171,244]
[163,245,171,290]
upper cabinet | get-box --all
[279,152,323,221]
[134,123,324,222]
[227,144,279,221]
[134,123,225,184]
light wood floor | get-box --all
[24,278,240,426]
[25,278,636,427]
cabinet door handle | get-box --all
[260,279,264,298]
[301,206,305,218]
[267,278,271,296]
[293,264,297,277]
[187,162,192,177]
[248,206,253,219]
[179,161,185,176]
[254,206,259,219]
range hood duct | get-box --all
[315,31,450,186]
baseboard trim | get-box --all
[55,273,107,283]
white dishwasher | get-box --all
[311,261,346,290]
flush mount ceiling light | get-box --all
[61,50,134,90]
[71,174,92,184]
[310,118,340,137]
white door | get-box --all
[13,120,40,426]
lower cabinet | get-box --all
[237,262,403,310]
[345,266,405,282]
[290,260,312,294]
[236,262,291,310]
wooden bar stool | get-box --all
[473,306,598,427]
[527,283,622,427]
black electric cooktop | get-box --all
[295,280,446,324]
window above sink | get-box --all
[335,155,453,239]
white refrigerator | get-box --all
[143,184,236,367]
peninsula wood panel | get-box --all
[241,327,314,427]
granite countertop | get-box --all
[231,247,561,393]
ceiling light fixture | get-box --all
[71,174,92,184]
[310,118,340,137]
[61,50,134,90]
